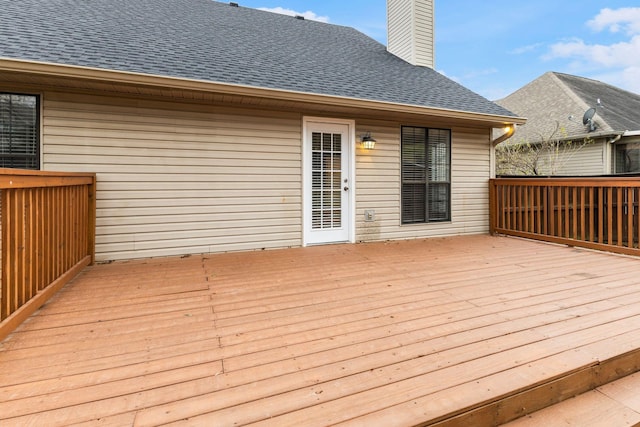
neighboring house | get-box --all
[0,0,522,261]
[496,71,640,176]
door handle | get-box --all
[344,186,349,191]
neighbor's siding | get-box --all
[518,140,609,176]
[42,92,302,261]
[356,123,490,242]
[551,141,608,175]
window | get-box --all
[0,93,40,169]
[401,126,451,223]
[616,143,640,174]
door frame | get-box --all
[302,116,356,246]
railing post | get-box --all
[1,188,7,320]
[88,174,96,265]
[489,179,496,235]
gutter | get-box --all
[550,130,624,143]
[623,130,640,137]
[0,57,526,127]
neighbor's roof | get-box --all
[0,0,516,118]
[496,71,640,143]
[554,73,640,132]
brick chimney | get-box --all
[387,0,435,68]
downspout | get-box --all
[492,124,516,147]
[607,133,622,174]
[490,125,516,179]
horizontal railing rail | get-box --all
[0,169,96,341]
[490,177,640,257]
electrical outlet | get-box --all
[364,210,375,222]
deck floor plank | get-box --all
[598,371,640,412]
[0,315,219,367]
[502,368,640,426]
[2,235,640,426]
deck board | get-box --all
[2,235,640,426]
[502,372,640,426]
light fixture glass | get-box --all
[361,133,376,149]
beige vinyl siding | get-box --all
[412,0,435,68]
[514,140,609,176]
[356,124,490,241]
[42,92,302,261]
[354,123,400,242]
[552,141,609,175]
[387,0,414,64]
[35,89,494,261]
[387,0,435,68]
[356,124,490,242]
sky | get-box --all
[216,0,640,101]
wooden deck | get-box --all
[2,235,640,426]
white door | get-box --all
[303,119,353,245]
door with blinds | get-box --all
[303,119,353,246]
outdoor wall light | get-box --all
[361,132,376,149]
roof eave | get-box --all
[0,58,526,127]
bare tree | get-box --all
[496,121,593,176]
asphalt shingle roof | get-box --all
[497,72,640,143]
[0,0,516,118]
[553,73,640,132]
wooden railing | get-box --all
[490,177,640,257]
[0,169,96,341]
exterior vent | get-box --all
[229,2,239,7]
[295,15,305,20]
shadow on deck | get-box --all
[2,235,640,426]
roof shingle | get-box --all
[0,0,515,117]
[554,73,640,132]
